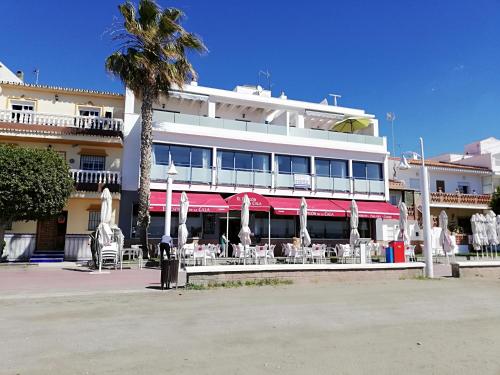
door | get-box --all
[436,180,446,193]
[36,212,67,252]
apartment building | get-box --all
[0,64,124,261]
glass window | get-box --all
[153,145,170,165]
[220,151,234,170]
[292,156,309,174]
[80,155,105,171]
[277,155,291,174]
[271,218,296,237]
[366,163,382,180]
[331,160,347,178]
[88,211,101,231]
[315,159,330,177]
[253,153,270,172]
[153,144,212,168]
[234,152,252,170]
[352,162,366,179]
[169,145,190,167]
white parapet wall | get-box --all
[4,234,36,261]
[64,234,92,261]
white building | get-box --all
[120,82,398,249]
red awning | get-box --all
[150,192,229,213]
[332,200,399,220]
[268,197,346,217]
[226,192,270,212]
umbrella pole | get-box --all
[226,211,229,258]
[268,211,271,264]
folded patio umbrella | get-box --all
[97,188,113,247]
[178,192,189,259]
[471,214,481,251]
[486,210,499,246]
[238,194,252,250]
[349,200,360,250]
[331,117,371,133]
[397,201,410,246]
[497,215,500,241]
[438,210,452,254]
[299,197,311,248]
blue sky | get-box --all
[2,0,499,156]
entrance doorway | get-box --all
[219,216,241,256]
[36,212,68,252]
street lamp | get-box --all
[164,161,178,237]
[398,137,434,278]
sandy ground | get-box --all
[1,267,500,374]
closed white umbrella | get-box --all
[299,197,311,263]
[439,210,452,256]
[177,192,189,261]
[98,188,113,247]
[238,194,252,264]
[471,214,482,253]
[497,215,500,242]
[349,200,360,251]
[486,211,499,245]
[398,201,410,246]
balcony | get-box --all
[70,169,121,192]
[150,165,385,196]
[430,192,491,207]
[153,111,384,146]
[0,109,123,134]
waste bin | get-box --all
[386,247,394,263]
[389,241,405,263]
[161,259,179,290]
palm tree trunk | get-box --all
[137,88,154,258]
[0,221,6,261]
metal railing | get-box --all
[153,111,384,146]
[0,109,123,132]
[353,179,385,195]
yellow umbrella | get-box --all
[331,117,371,133]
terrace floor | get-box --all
[1,265,500,374]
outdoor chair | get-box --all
[205,244,217,264]
[267,244,276,262]
[254,244,269,264]
[100,242,120,269]
[234,243,250,264]
[310,244,326,263]
[405,245,417,262]
[288,244,305,264]
[193,244,210,266]
[337,244,352,264]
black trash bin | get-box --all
[161,259,179,290]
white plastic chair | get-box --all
[288,244,304,264]
[310,244,326,263]
[100,242,119,270]
[267,244,276,263]
[254,244,269,264]
[193,245,209,266]
[338,244,352,264]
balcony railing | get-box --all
[150,165,385,195]
[70,169,121,192]
[430,192,491,206]
[0,110,123,132]
[153,111,384,146]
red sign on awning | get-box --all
[150,192,229,213]
[268,197,346,217]
[332,200,399,220]
[226,192,270,212]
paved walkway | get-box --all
[1,265,500,374]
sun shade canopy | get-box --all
[150,192,229,213]
[268,197,346,217]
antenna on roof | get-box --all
[328,93,341,106]
[33,68,39,84]
[258,69,273,91]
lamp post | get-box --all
[164,162,178,237]
[398,137,434,278]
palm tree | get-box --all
[106,0,206,255]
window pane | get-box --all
[277,155,291,174]
[88,211,101,231]
[366,163,382,180]
[234,152,252,170]
[220,151,234,170]
[331,160,347,178]
[352,162,366,179]
[169,146,190,167]
[315,159,330,177]
[292,156,309,174]
[80,155,105,171]
[191,147,211,168]
[153,145,170,165]
[253,153,270,172]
